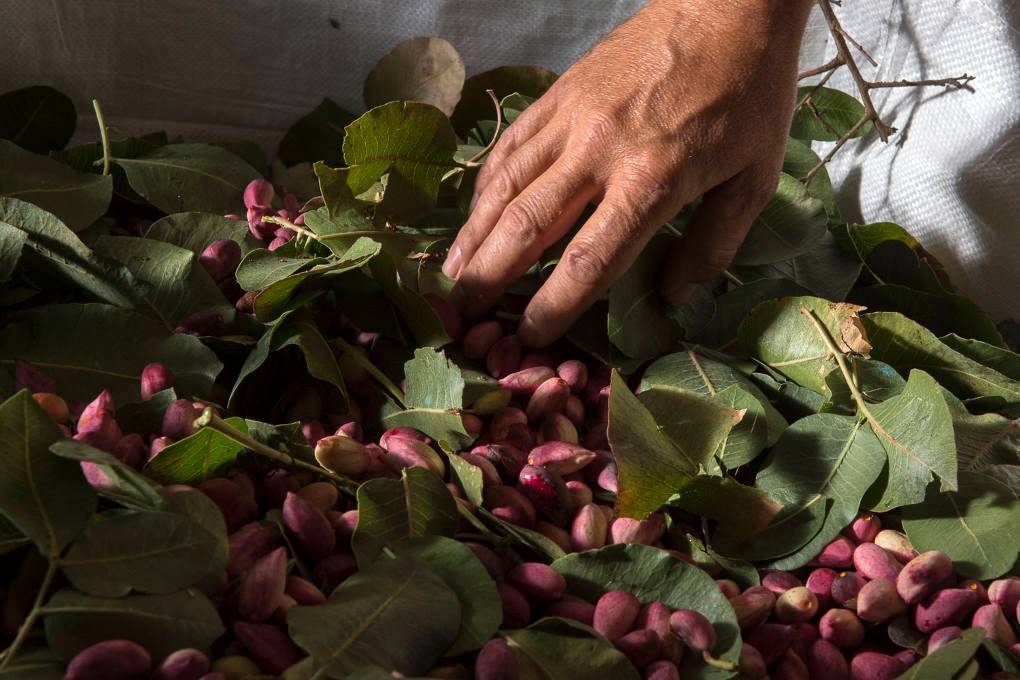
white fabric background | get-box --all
[1,1,1017,320]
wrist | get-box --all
[643,0,814,39]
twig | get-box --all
[193,408,358,493]
[465,89,504,165]
[800,0,975,181]
[92,99,111,176]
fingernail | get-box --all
[442,245,463,279]
[664,283,697,306]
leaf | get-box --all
[750,373,826,420]
[235,249,328,292]
[607,235,683,359]
[143,417,247,485]
[902,471,1020,580]
[313,162,360,220]
[113,143,261,215]
[853,284,1004,347]
[94,236,232,329]
[749,414,886,568]
[782,137,835,214]
[733,174,827,266]
[669,475,783,542]
[352,467,459,566]
[0,140,112,231]
[689,279,810,350]
[60,505,225,597]
[277,98,356,167]
[864,370,958,511]
[0,221,28,282]
[117,388,178,436]
[944,392,1020,495]
[566,301,646,375]
[451,65,557,136]
[893,628,984,680]
[503,617,641,680]
[710,384,782,469]
[383,348,471,447]
[733,230,863,302]
[42,588,224,662]
[887,614,927,653]
[253,237,382,322]
[981,638,1020,673]
[369,252,451,347]
[0,513,28,555]
[0,303,223,404]
[713,496,829,562]
[288,554,461,678]
[388,536,501,656]
[364,37,466,116]
[343,101,458,224]
[228,311,347,412]
[822,358,906,415]
[790,86,871,142]
[863,311,1020,412]
[0,646,65,679]
[0,85,76,153]
[145,212,250,255]
[552,544,741,679]
[447,452,485,507]
[50,440,164,511]
[0,197,142,308]
[941,335,1020,379]
[738,296,866,393]
[0,391,96,556]
[477,508,567,561]
[636,385,744,471]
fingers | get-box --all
[518,184,664,347]
[660,166,777,305]
[454,159,598,317]
[473,97,555,199]
[443,127,561,279]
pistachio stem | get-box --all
[701,651,738,671]
[193,408,357,492]
[0,559,59,669]
[92,99,111,176]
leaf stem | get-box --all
[92,99,111,177]
[799,308,868,415]
[464,89,503,166]
[722,269,744,287]
[330,337,406,407]
[0,558,59,670]
[192,408,358,493]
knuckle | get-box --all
[488,168,520,203]
[560,239,610,287]
[577,109,617,147]
[500,200,545,243]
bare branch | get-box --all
[868,74,974,89]
[799,56,844,81]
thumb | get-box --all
[660,167,777,305]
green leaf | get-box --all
[42,588,225,662]
[689,279,810,350]
[0,85,76,153]
[750,414,885,569]
[229,310,346,412]
[713,496,828,562]
[370,252,451,347]
[94,236,232,330]
[738,296,867,393]
[235,249,328,292]
[277,98,356,167]
[253,237,382,322]
[145,212,250,255]
[451,65,557,136]
[790,86,871,141]
[893,628,984,680]
[944,392,1020,495]
[733,230,863,302]
[0,197,142,308]
[635,385,744,471]
[853,284,1004,347]
[902,471,1020,580]
[669,475,783,542]
[477,508,567,561]
[117,388,178,436]
[782,138,835,214]
[941,334,1020,379]
[388,536,501,656]
[447,452,485,506]
[0,303,223,404]
[503,617,641,680]
[50,440,164,511]
[386,347,467,445]
[0,513,28,555]
[640,347,787,454]
[0,646,65,679]
[364,37,465,116]
[143,417,247,485]
[980,638,1020,673]
[863,311,1020,412]
[0,221,28,282]
[733,174,827,266]
[0,391,96,556]
[566,301,646,375]
[552,544,740,679]
[60,505,226,597]
[212,139,266,173]
[343,101,458,224]
[352,467,459,565]
[0,140,112,232]
[113,143,261,215]
[313,162,360,220]
[864,370,958,511]
[822,358,906,415]
[607,235,683,359]
[288,554,461,678]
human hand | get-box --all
[443,0,815,347]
